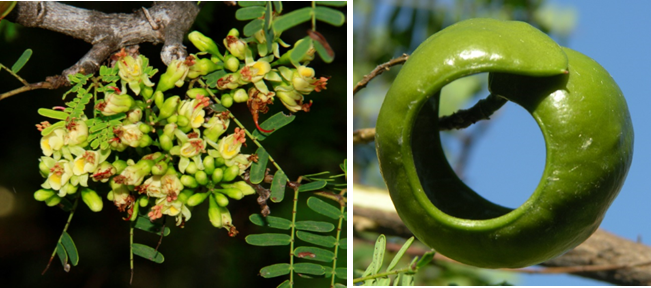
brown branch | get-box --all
[353,54,409,96]
[353,128,376,145]
[4,1,201,89]
[353,196,651,285]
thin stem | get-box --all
[330,204,346,287]
[288,185,300,287]
[130,226,134,285]
[42,195,80,275]
[0,63,30,86]
[353,54,409,96]
[311,1,316,31]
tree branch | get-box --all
[353,184,651,285]
[353,54,409,96]
[5,1,201,89]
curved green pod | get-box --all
[375,18,633,268]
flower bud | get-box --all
[81,188,103,212]
[217,188,244,200]
[189,31,223,58]
[208,194,223,228]
[152,161,168,176]
[211,167,224,183]
[222,165,239,182]
[219,206,232,227]
[188,58,221,79]
[126,107,143,123]
[163,123,177,138]
[131,204,139,222]
[221,94,233,108]
[275,84,305,113]
[224,34,247,60]
[224,55,240,72]
[157,96,181,120]
[139,195,149,207]
[214,192,229,207]
[186,162,198,175]
[156,59,191,92]
[45,195,62,207]
[195,171,209,186]
[203,117,229,142]
[178,189,194,204]
[113,159,128,174]
[180,174,198,188]
[138,134,153,148]
[221,181,255,196]
[119,159,154,186]
[186,88,209,99]
[34,189,55,201]
[99,92,134,116]
[62,183,78,195]
[203,156,216,175]
[186,192,209,207]
[232,88,248,103]
[216,73,242,90]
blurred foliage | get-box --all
[353,0,576,285]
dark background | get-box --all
[0,2,346,287]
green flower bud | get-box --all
[62,183,78,195]
[152,161,168,176]
[219,206,233,227]
[188,58,221,79]
[188,31,223,59]
[221,94,233,108]
[208,194,223,228]
[215,156,226,167]
[81,188,103,212]
[141,85,154,99]
[217,188,244,200]
[159,134,173,151]
[203,116,229,142]
[113,159,128,174]
[154,91,165,108]
[178,189,194,204]
[127,107,144,123]
[211,168,224,183]
[221,181,255,196]
[275,83,305,113]
[180,174,198,188]
[177,115,190,127]
[203,156,215,175]
[224,55,240,72]
[214,191,229,207]
[45,194,62,207]
[139,195,149,207]
[186,88,209,99]
[186,192,209,206]
[119,159,154,186]
[232,88,248,103]
[34,189,55,201]
[39,159,52,177]
[66,119,89,146]
[138,123,152,134]
[107,191,114,201]
[223,165,239,182]
[163,123,177,138]
[195,170,209,186]
[156,59,191,92]
[157,96,181,120]
[138,134,153,148]
[227,28,240,38]
[186,162,198,175]
[224,34,247,60]
[99,92,134,116]
[91,162,116,183]
[170,145,181,156]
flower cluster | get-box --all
[35,27,331,234]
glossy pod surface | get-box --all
[375,18,633,268]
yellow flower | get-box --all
[40,128,66,157]
[73,150,100,176]
[47,160,73,192]
[180,138,205,158]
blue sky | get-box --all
[354,0,651,285]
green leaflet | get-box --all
[294,246,335,262]
[260,263,290,278]
[11,48,32,73]
[61,231,79,266]
[290,37,312,65]
[295,220,335,233]
[132,243,165,263]
[246,233,292,246]
[38,108,69,120]
[134,217,171,236]
[249,147,269,184]
[236,6,265,20]
[252,112,296,141]
[298,180,327,192]
[270,170,287,203]
[293,262,324,276]
[307,196,342,220]
[56,242,69,271]
[244,18,264,37]
[273,7,312,33]
[314,6,345,26]
[296,231,336,248]
[249,214,292,230]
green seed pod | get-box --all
[213,192,230,207]
[34,189,55,201]
[223,165,240,182]
[208,194,223,228]
[195,170,209,186]
[203,156,216,175]
[211,167,224,184]
[181,174,198,189]
[81,188,103,212]
[186,192,209,206]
